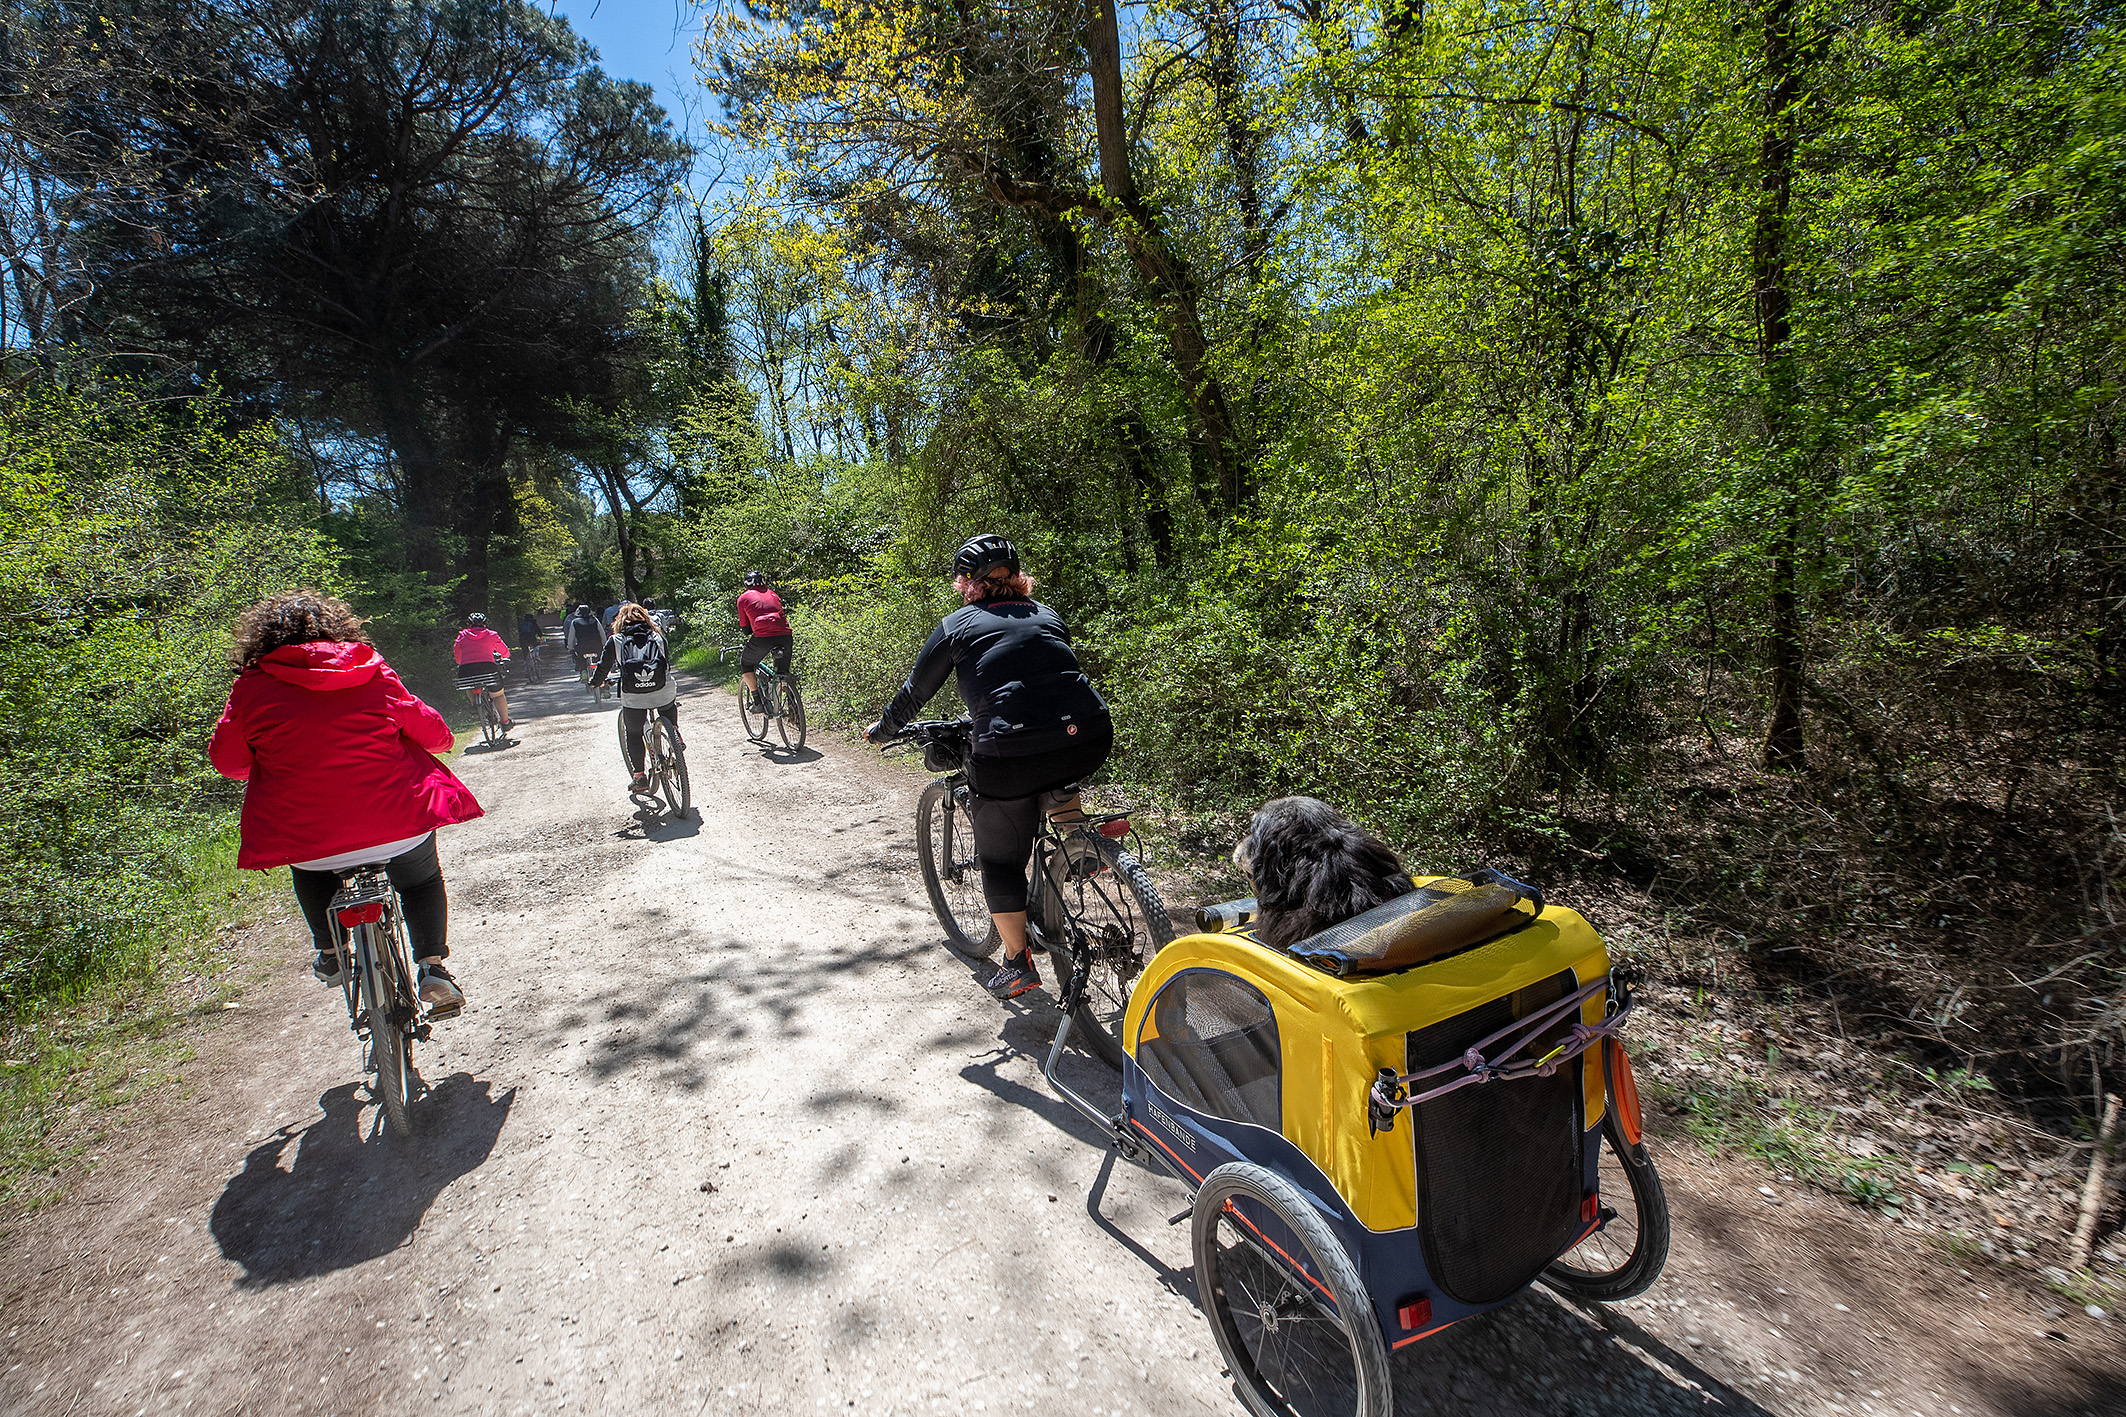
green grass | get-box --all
[1656,1067,1913,1211]
[675,643,744,687]
[0,828,280,1213]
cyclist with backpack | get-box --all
[735,571,793,715]
[590,602,682,793]
[565,603,605,673]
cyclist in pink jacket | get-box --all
[452,613,514,730]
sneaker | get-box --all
[629,771,651,793]
[312,951,346,986]
[985,953,1041,1000]
[418,960,464,1016]
[500,720,516,733]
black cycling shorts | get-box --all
[740,634,793,674]
[965,720,1114,914]
[454,660,504,688]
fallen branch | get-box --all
[2069,1092,2121,1271]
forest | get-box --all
[0,0,2120,1137]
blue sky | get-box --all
[549,0,732,187]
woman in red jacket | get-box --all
[209,590,484,1014]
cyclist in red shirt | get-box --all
[735,571,793,714]
[452,613,514,731]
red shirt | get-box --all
[737,588,790,637]
[208,642,484,870]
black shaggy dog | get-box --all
[1234,796,1416,950]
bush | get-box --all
[0,385,339,1011]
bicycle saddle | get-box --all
[1284,869,1541,977]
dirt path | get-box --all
[1,672,2117,1417]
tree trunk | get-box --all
[374,362,452,581]
[1082,0,1249,513]
[1756,0,1807,772]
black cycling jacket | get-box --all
[879,598,1109,757]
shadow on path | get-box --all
[209,1073,513,1285]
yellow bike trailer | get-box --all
[1040,868,1669,1417]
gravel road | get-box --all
[0,671,2117,1416]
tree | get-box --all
[10,0,690,607]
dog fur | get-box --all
[1234,796,1416,950]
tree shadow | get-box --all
[535,897,933,1093]
[209,1073,513,1286]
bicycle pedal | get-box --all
[421,1003,458,1024]
[1166,1205,1193,1226]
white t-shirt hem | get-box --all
[292,832,434,873]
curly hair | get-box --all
[230,589,369,668]
[953,568,1037,604]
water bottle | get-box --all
[1196,897,1258,933]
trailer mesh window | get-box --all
[1136,970,1282,1131]
[1406,969,1584,1305]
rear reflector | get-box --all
[1607,1037,1645,1146]
[1582,1193,1600,1223]
[336,903,384,927]
[1396,1296,1432,1331]
[1098,819,1131,839]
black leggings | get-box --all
[290,834,449,960]
[966,723,1114,913]
[620,702,680,773]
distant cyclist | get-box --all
[736,571,793,715]
[590,602,682,794]
[452,613,514,731]
[864,535,1112,999]
[565,603,605,672]
[209,589,480,1012]
[516,610,541,657]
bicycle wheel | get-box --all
[775,678,807,751]
[360,928,416,1138]
[916,778,996,957]
[655,722,691,817]
[1194,1162,1392,1417]
[1040,835,1174,1070]
[478,692,501,746]
[1544,1109,1670,1301]
[738,679,766,740]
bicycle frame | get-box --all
[329,870,423,1045]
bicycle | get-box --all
[322,864,446,1137]
[617,708,692,819]
[521,642,547,685]
[720,644,806,752]
[577,650,610,701]
[463,652,509,746]
[884,718,1173,1069]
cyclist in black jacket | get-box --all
[866,534,1113,999]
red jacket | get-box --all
[208,641,484,870]
[736,588,790,637]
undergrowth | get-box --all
[0,828,279,1213]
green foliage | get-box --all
[0,385,338,1011]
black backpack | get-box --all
[616,630,668,693]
